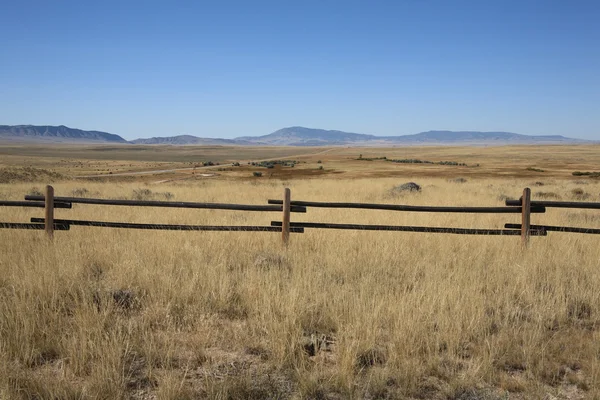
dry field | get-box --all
[1,144,600,399]
[2,143,600,182]
[0,144,332,179]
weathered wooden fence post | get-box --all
[282,188,291,245]
[521,187,531,246]
[45,185,54,239]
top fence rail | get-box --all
[0,200,72,209]
[505,199,600,209]
[25,195,306,213]
[268,199,545,214]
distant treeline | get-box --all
[356,155,468,166]
[572,171,600,177]
[250,160,303,169]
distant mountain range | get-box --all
[0,125,594,146]
[129,135,255,146]
[0,125,127,143]
[234,127,592,146]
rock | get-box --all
[393,182,421,193]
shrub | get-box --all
[572,188,584,196]
[571,188,591,200]
[572,171,600,178]
[357,157,386,161]
[71,188,90,197]
[132,188,154,200]
[27,187,43,197]
[386,158,467,166]
[253,172,263,177]
[497,194,514,201]
[535,192,561,200]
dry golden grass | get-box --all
[1,176,600,399]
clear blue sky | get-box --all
[1,1,599,140]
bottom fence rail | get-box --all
[505,223,600,234]
[272,221,547,235]
[0,222,70,230]
[31,218,304,232]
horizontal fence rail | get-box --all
[0,200,72,209]
[271,221,547,236]
[268,199,546,214]
[25,195,307,213]
[505,223,600,235]
[506,199,600,209]
[1,186,597,245]
[0,222,70,230]
[31,218,304,232]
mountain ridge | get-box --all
[129,135,254,145]
[233,127,591,146]
[0,125,127,143]
[0,124,593,146]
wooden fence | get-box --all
[1,186,599,246]
[2,185,305,244]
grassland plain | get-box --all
[1,146,600,399]
[0,144,332,179]
[2,144,600,182]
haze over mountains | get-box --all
[0,125,593,146]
